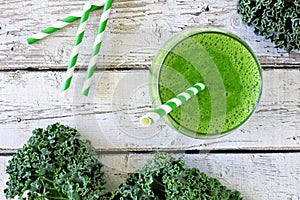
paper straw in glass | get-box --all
[140,82,206,127]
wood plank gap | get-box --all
[0,67,150,72]
[263,66,300,70]
[2,149,300,157]
[97,149,300,154]
[0,66,299,73]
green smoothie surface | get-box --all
[156,31,261,137]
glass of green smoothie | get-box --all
[150,28,262,138]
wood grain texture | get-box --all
[0,69,299,151]
[1,153,300,200]
[1,1,299,199]
[0,0,299,70]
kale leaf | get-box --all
[4,123,107,200]
[237,0,300,52]
[109,152,242,200]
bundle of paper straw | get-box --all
[27,0,107,44]
[28,0,113,97]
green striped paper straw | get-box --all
[140,83,206,127]
[82,0,113,96]
[27,0,106,44]
[61,0,93,97]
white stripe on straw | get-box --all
[31,21,69,40]
[140,82,206,127]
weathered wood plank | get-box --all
[1,153,300,199]
[0,69,299,151]
[0,0,299,70]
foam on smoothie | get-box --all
[158,32,261,136]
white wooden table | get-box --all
[0,0,299,199]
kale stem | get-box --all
[42,176,55,184]
[152,177,165,192]
[32,174,55,185]
[46,196,69,200]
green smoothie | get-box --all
[150,28,262,138]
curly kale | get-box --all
[110,153,242,200]
[4,123,107,200]
[237,0,300,52]
[4,124,243,200]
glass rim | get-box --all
[150,27,263,139]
